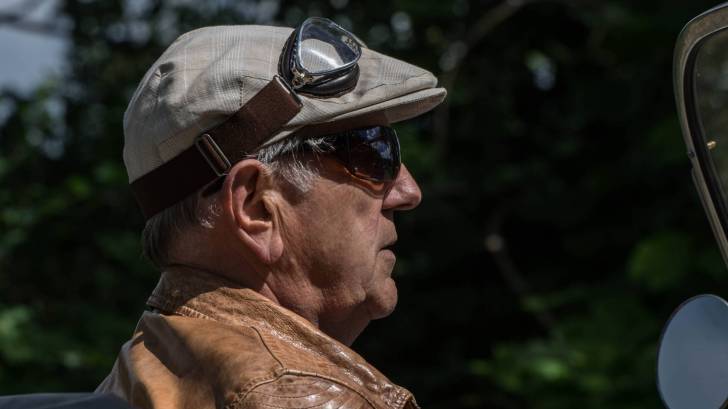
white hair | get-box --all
[141,136,331,268]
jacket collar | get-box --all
[146,267,416,409]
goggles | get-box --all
[131,18,369,219]
[312,126,401,186]
[279,17,363,97]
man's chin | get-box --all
[366,278,399,320]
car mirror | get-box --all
[658,294,728,409]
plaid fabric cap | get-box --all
[123,24,447,183]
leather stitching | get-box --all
[251,326,285,370]
[226,373,284,409]
[237,374,374,409]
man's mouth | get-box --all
[381,240,397,252]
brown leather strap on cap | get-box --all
[130,76,302,220]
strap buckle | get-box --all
[195,133,231,176]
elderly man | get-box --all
[97,18,445,409]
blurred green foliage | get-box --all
[0,0,726,408]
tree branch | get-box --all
[0,0,66,36]
[433,0,533,157]
[432,0,595,157]
[484,207,558,332]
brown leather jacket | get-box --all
[96,269,419,409]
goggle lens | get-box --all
[298,18,360,75]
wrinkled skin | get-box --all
[172,153,422,346]
[274,157,422,342]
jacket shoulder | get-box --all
[98,312,286,408]
[237,374,373,409]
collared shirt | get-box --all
[96,268,419,409]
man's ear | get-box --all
[220,160,283,265]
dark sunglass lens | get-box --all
[346,127,399,183]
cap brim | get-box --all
[330,86,447,124]
[265,87,447,145]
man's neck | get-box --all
[169,233,369,346]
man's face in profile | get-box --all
[274,154,422,323]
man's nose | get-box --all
[383,164,422,211]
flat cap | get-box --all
[123,23,446,184]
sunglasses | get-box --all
[306,126,401,186]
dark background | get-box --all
[0,0,725,408]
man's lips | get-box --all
[381,239,397,252]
